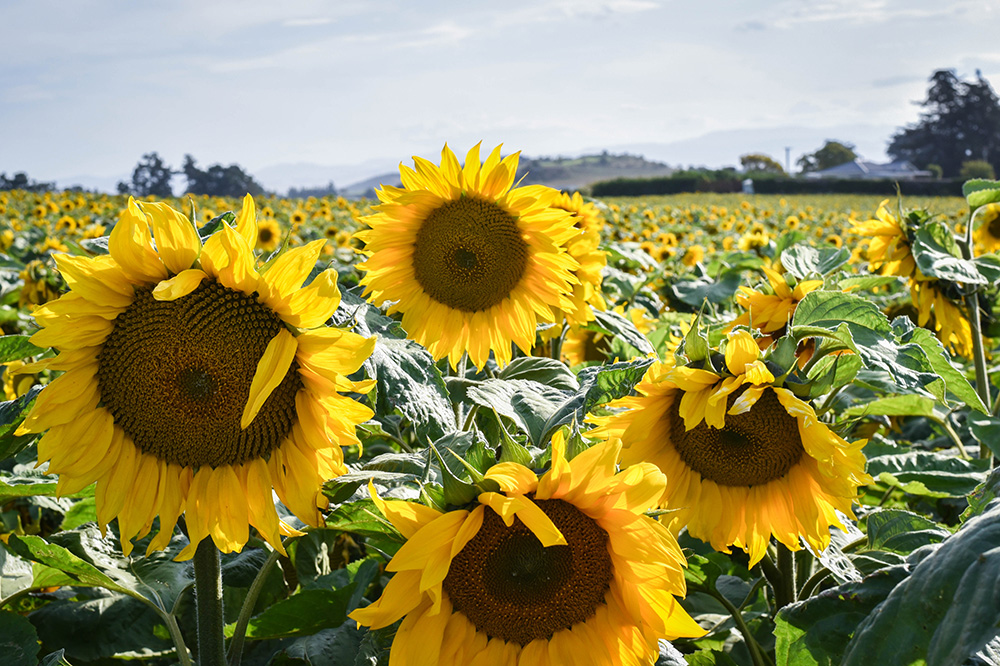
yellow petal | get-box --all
[369,482,442,538]
[201,223,259,293]
[110,198,168,283]
[725,329,760,375]
[282,269,342,328]
[53,254,134,309]
[234,194,259,250]
[259,239,327,307]
[484,462,538,494]
[241,329,297,429]
[142,200,202,274]
[152,269,208,301]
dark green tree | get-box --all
[796,141,857,173]
[888,69,1000,177]
[740,153,785,174]
[182,155,265,197]
[117,152,174,197]
[0,171,54,192]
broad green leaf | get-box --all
[683,649,741,666]
[683,314,710,363]
[968,416,1000,459]
[332,291,454,442]
[910,223,985,284]
[864,509,950,554]
[39,649,72,666]
[866,449,989,498]
[671,272,743,308]
[325,499,406,558]
[591,308,655,355]
[837,275,901,292]
[963,178,1000,209]
[792,291,938,393]
[842,395,939,419]
[0,335,43,363]
[579,357,655,414]
[0,473,94,502]
[30,591,173,662]
[60,496,96,530]
[4,534,132,596]
[654,640,690,665]
[902,327,987,413]
[775,565,910,666]
[497,356,579,391]
[466,378,568,446]
[781,245,849,278]
[843,502,1000,666]
[0,609,39,666]
[269,623,366,666]
[0,384,42,441]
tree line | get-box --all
[740,68,1000,180]
[115,153,267,198]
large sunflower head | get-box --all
[354,143,581,370]
[850,199,916,277]
[588,329,873,565]
[726,266,823,339]
[349,433,704,665]
[16,195,376,559]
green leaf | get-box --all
[0,473,93,501]
[497,356,579,391]
[910,223,985,284]
[671,272,743,308]
[466,379,568,446]
[792,291,938,393]
[682,649,741,666]
[579,357,654,414]
[591,308,655,355]
[30,590,173,661]
[962,468,1000,522]
[683,314,710,363]
[4,533,132,595]
[60,496,96,530]
[269,623,366,666]
[0,335,43,363]
[38,649,72,666]
[239,560,378,642]
[843,502,1000,666]
[837,275,901,292]
[0,384,42,439]
[963,178,1000,209]
[866,449,989,498]
[864,509,950,554]
[968,416,1000,459]
[775,565,910,666]
[902,326,987,413]
[781,245,850,278]
[0,609,40,666]
[325,499,406,558]
[842,394,940,419]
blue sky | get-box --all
[2,0,998,190]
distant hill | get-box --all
[338,152,674,198]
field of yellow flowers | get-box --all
[1,149,999,666]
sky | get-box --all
[2,0,999,192]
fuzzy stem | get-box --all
[710,586,774,666]
[193,538,226,666]
[958,208,993,462]
[228,547,281,666]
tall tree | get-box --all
[740,153,785,174]
[118,152,174,197]
[797,141,857,173]
[182,155,265,197]
[888,69,1000,177]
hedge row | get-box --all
[589,176,965,197]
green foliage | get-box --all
[960,159,997,180]
[796,140,858,173]
[740,153,785,175]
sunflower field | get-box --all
[1,144,1000,666]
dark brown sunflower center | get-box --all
[96,279,302,468]
[411,197,529,312]
[669,386,804,487]
[988,212,1000,240]
[442,498,612,646]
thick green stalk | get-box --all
[193,538,226,666]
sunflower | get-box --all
[349,433,704,665]
[543,191,608,333]
[256,217,282,253]
[354,144,580,369]
[682,244,705,267]
[725,267,822,342]
[562,304,657,367]
[909,278,974,357]
[16,195,376,559]
[588,330,872,565]
[974,202,1000,254]
[849,200,915,277]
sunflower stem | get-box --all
[931,413,970,460]
[710,584,774,666]
[958,208,993,463]
[775,543,797,608]
[228,546,281,666]
[164,612,193,666]
[193,538,226,666]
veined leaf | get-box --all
[0,335,43,363]
[781,244,850,278]
[963,178,1000,210]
